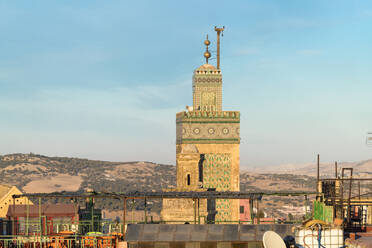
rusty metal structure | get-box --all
[316,157,372,232]
[0,190,317,248]
[11,191,314,231]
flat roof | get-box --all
[6,204,77,218]
[12,191,315,200]
[125,224,295,242]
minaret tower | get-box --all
[192,35,223,112]
[162,27,240,223]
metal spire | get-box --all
[203,34,211,64]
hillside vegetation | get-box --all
[1,153,370,218]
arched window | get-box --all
[198,154,205,183]
[187,174,191,186]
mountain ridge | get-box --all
[247,159,372,177]
[1,153,371,218]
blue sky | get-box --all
[0,0,371,167]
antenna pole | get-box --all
[335,161,338,178]
[317,154,320,194]
[214,26,225,69]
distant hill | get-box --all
[1,153,371,218]
[247,159,372,177]
[0,153,175,194]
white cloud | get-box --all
[0,80,189,127]
[0,82,188,164]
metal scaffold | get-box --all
[0,190,317,248]
[315,154,372,233]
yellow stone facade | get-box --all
[368,205,372,225]
[175,144,240,192]
[0,184,33,218]
[161,59,240,223]
[192,64,222,112]
[161,189,208,224]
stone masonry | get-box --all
[161,55,240,223]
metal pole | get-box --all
[214,26,224,69]
[250,199,254,224]
[316,154,321,200]
[197,198,200,224]
[44,216,47,236]
[123,197,127,238]
[39,197,41,236]
[131,199,134,224]
[144,198,147,224]
[12,197,15,235]
[335,161,338,178]
[340,178,344,219]
[257,200,260,224]
[317,154,320,190]
[321,178,372,181]
[216,30,220,68]
[91,197,94,232]
[193,199,197,224]
[347,169,353,224]
[26,198,29,235]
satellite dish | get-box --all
[262,231,286,248]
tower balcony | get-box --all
[176,111,240,123]
[176,111,240,145]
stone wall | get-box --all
[162,60,241,224]
[161,190,207,224]
[161,143,240,223]
[176,111,240,145]
[0,186,32,218]
[192,65,222,112]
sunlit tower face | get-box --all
[192,64,222,112]
[162,27,241,223]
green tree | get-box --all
[257,210,265,218]
[288,213,294,221]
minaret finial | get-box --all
[203,34,211,64]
